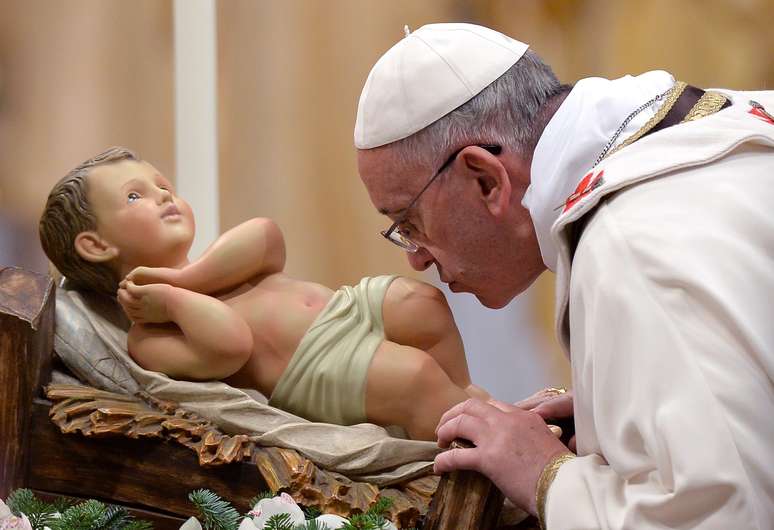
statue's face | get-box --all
[86,160,195,269]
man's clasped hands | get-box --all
[435,388,575,514]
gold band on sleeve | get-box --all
[536,452,576,530]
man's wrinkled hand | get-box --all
[529,390,575,452]
[513,387,570,411]
[433,398,572,516]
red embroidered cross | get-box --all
[562,170,605,213]
[749,101,774,126]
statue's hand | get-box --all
[125,266,182,287]
[117,280,173,324]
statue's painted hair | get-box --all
[39,146,139,295]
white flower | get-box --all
[314,513,348,529]
[378,521,398,530]
[248,493,305,528]
[0,514,32,530]
[179,516,202,530]
[0,499,10,520]
[237,517,259,530]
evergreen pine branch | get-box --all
[340,512,398,530]
[6,489,37,517]
[246,490,276,512]
[341,513,381,529]
[294,520,325,530]
[120,509,155,530]
[6,489,59,530]
[50,499,108,530]
[95,504,132,530]
[336,496,395,530]
[364,497,392,518]
[50,496,78,514]
[263,513,295,530]
[339,514,364,530]
[28,511,59,530]
[301,504,322,520]
[122,520,155,530]
[189,489,240,530]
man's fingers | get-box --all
[436,408,491,448]
[515,387,570,410]
[435,400,471,434]
[433,446,481,474]
[533,393,574,419]
[487,398,518,413]
[435,398,494,438]
[548,424,562,438]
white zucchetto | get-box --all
[354,23,529,149]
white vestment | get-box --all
[543,91,774,529]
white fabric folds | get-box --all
[53,285,439,485]
[524,70,675,271]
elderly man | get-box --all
[354,23,774,529]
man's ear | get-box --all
[460,148,512,217]
[74,231,119,263]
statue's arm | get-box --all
[129,217,287,294]
[125,284,253,381]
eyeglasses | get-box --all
[380,144,502,252]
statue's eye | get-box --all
[127,192,141,203]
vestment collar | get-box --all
[523,70,676,271]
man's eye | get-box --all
[397,222,415,237]
[127,192,141,203]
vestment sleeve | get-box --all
[545,166,774,529]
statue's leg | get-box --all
[381,277,489,400]
[365,339,469,440]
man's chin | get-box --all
[446,281,513,309]
[474,292,511,309]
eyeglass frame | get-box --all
[380,143,502,252]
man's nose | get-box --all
[407,246,434,271]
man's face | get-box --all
[86,160,195,269]
[358,146,544,309]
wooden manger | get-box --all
[0,266,536,529]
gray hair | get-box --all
[384,49,568,171]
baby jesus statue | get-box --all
[39,146,488,440]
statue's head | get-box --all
[39,146,195,295]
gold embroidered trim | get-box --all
[603,81,688,161]
[536,452,576,530]
[682,91,729,122]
